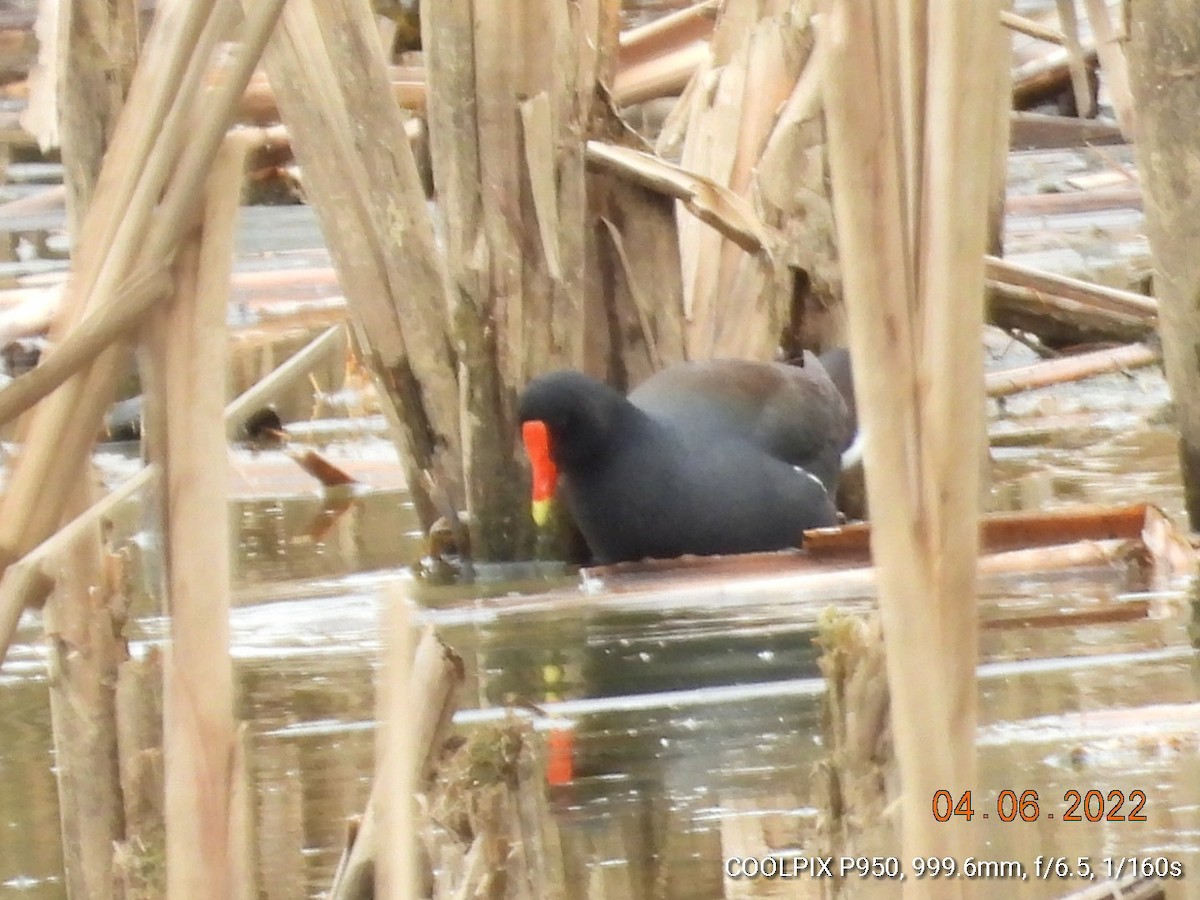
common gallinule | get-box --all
[518,353,853,564]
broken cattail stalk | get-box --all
[230,724,257,899]
[666,3,824,359]
[420,0,613,553]
[113,649,166,896]
[54,0,139,236]
[585,141,768,254]
[984,342,1159,397]
[813,610,894,863]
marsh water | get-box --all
[0,347,1197,899]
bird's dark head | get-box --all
[518,370,632,526]
[517,370,631,467]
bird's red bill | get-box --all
[522,420,557,526]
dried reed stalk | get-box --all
[20,0,61,150]
[0,319,343,668]
[1083,0,1135,139]
[987,25,1014,255]
[985,255,1157,319]
[0,0,224,560]
[1013,45,1099,110]
[586,142,769,252]
[984,342,1159,397]
[0,315,345,666]
[618,0,717,69]
[43,477,125,900]
[375,587,419,900]
[113,650,166,896]
[57,0,140,236]
[672,3,820,359]
[331,621,464,900]
[579,536,1134,616]
[822,0,1005,891]
[614,0,716,106]
[150,135,247,900]
[0,265,170,427]
[999,10,1066,45]
[987,281,1153,346]
[238,64,427,121]
[0,183,66,217]
[1005,183,1140,214]
[5,262,340,295]
[1055,0,1097,117]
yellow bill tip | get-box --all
[532,498,552,527]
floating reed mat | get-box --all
[822,0,1008,891]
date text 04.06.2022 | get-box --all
[932,789,1147,823]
